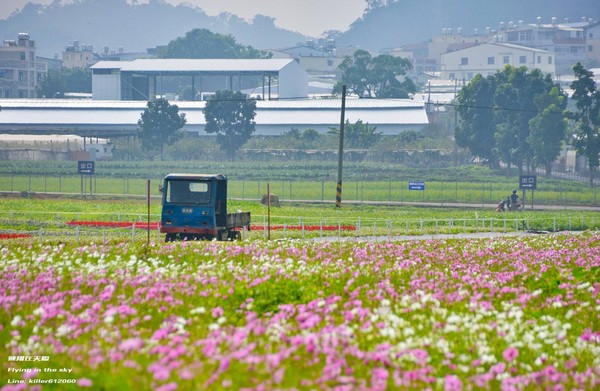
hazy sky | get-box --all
[0,0,368,36]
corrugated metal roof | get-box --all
[91,58,297,72]
[0,99,428,134]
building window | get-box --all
[487,57,494,65]
[519,56,526,64]
[503,56,509,64]
[20,52,26,61]
[548,56,552,64]
[590,45,594,52]
[589,33,594,38]
[327,59,333,67]
[449,73,455,80]
[460,57,468,65]
[19,90,26,98]
[19,71,26,82]
[467,72,473,79]
[537,56,541,64]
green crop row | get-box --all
[1,197,598,243]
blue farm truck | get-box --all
[159,173,250,241]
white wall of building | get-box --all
[440,43,555,80]
[92,74,121,100]
[277,61,308,99]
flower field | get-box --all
[1,233,600,390]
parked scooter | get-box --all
[496,199,507,212]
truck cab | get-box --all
[159,173,250,241]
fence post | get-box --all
[322,179,325,203]
[481,181,484,207]
[131,224,135,243]
[39,228,43,244]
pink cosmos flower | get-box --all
[444,374,462,391]
[77,378,93,387]
[155,382,177,391]
[153,368,170,381]
[503,346,519,362]
[119,337,144,352]
[22,368,39,380]
[491,362,506,375]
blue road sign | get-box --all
[78,161,95,175]
[409,181,425,191]
[519,175,536,190]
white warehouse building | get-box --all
[440,42,556,81]
[90,58,309,100]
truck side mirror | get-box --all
[158,184,163,193]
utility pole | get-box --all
[336,85,346,208]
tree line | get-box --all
[34,26,599,183]
[455,63,600,185]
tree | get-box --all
[569,63,600,186]
[328,119,382,148]
[203,90,257,160]
[37,68,91,98]
[158,28,269,59]
[455,74,498,168]
[333,50,415,98]
[37,69,66,98]
[528,87,567,176]
[137,98,186,160]
[456,65,564,171]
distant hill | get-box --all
[0,0,308,58]
[1,0,599,59]
[336,0,600,49]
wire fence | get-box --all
[1,212,597,244]
[0,174,598,207]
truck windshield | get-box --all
[165,180,211,204]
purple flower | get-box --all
[77,378,93,387]
[444,374,462,391]
[503,346,519,362]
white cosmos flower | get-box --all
[10,315,22,327]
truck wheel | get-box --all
[165,233,176,242]
[227,230,241,240]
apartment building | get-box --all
[440,42,555,81]
[0,33,47,98]
[585,21,600,65]
[62,40,96,69]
